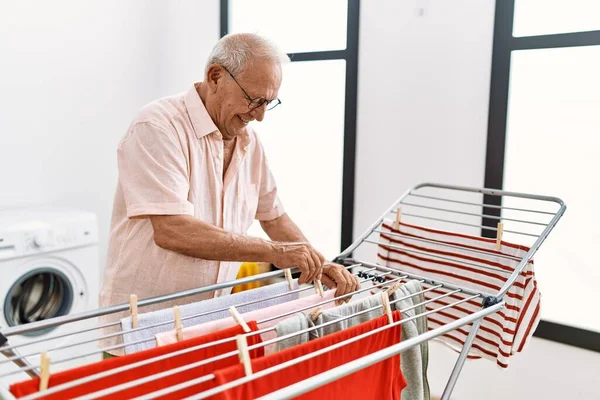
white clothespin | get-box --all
[173,306,183,342]
[314,279,325,297]
[284,268,294,291]
[236,334,253,376]
[496,222,504,250]
[39,352,50,391]
[381,291,393,324]
[228,306,251,333]
[394,207,402,230]
[129,294,138,328]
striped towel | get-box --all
[377,220,540,368]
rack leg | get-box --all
[440,318,483,400]
[1,343,41,378]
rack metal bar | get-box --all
[0,268,288,338]
[398,202,549,226]
[364,239,512,274]
[0,271,400,380]
[253,301,504,400]
[348,259,494,298]
[400,212,541,238]
[0,348,39,379]
[20,274,419,399]
[0,265,368,366]
[372,228,523,262]
[183,294,485,400]
[134,287,449,400]
[407,193,556,215]
[441,318,483,400]
[88,293,478,400]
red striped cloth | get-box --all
[377,220,540,368]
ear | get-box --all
[205,64,225,93]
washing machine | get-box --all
[0,207,101,386]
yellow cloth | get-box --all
[232,262,261,293]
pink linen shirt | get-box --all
[99,83,285,354]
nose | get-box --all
[249,104,267,122]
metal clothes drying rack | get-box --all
[0,183,566,400]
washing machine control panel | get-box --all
[0,212,98,259]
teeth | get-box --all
[239,116,250,124]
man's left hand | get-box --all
[321,262,361,305]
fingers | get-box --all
[309,248,324,281]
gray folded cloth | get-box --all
[120,280,299,354]
[274,280,430,400]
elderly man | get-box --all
[99,33,359,355]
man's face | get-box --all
[207,59,282,140]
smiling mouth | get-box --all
[238,115,251,124]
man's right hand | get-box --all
[271,242,325,285]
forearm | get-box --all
[260,213,308,243]
[150,214,277,263]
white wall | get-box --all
[0,0,219,270]
[355,0,600,398]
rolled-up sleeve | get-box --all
[117,122,194,218]
[255,149,285,221]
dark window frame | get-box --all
[485,0,600,353]
[221,0,360,253]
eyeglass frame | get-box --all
[221,66,281,111]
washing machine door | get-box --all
[4,266,74,336]
[0,257,98,384]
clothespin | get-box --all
[228,306,251,333]
[173,306,183,342]
[385,280,403,296]
[236,334,253,376]
[394,207,402,230]
[39,352,50,391]
[314,279,325,297]
[129,294,138,328]
[381,291,393,324]
[309,307,322,321]
[284,268,294,291]
[496,222,504,250]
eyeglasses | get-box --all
[222,66,281,111]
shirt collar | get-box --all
[184,83,219,140]
[184,83,252,144]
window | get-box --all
[486,1,600,351]
[222,0,359,257]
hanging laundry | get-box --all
[274,280,430,400]
[155,290,336,354]
[9,322,264,399]
[393,280,430,400]
[120,280,299,354]
[211,312,407,400]
[378,220,540,368]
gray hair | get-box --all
[205,33,290,76]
